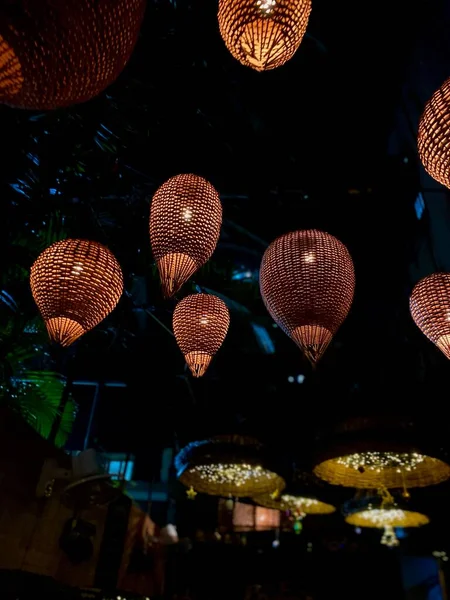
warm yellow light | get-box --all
[337,452,425,473]
[189,463,279,487]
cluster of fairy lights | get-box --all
[337,452,426,473]
[356,508,407,527]
[282,495,321,509]
[189,463,276,486]
[381,526,399,547]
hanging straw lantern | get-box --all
[173,293,230,377]
[260,229,355,365]
[343,495,429,529]
[218,0,311,71]
[149,174,222,298]
[253,492,335,516]
[30,239,123,347]
[175,435,286,498]
[410,273,450,360]
[418,77,450,189]
[218,499,281,532]
[0,0,146,110]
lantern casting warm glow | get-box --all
[0,0,146,110]
[173,293,230,377]
[410,273,450,360]
[150,174,222,297]
[260,229,355,364]
[218,0,312,71]
[30,239,124,347]
[418,77,450,189]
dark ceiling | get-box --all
[2,0,450,484]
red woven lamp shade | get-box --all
[260,229,355,364]
[218,0,311,71]
[150,174,222,298]
[30,239,124,347]
[172,293,230,377]
[418,77,450,189]
[0,0,146,110]
[410,273,450,360]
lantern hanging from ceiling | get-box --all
[0,0,146,110]
[253,492,335,516]
[410,273,450,360]
[172,293,230,377]
[259,229,355,365]
[174,435,286,498]
[149,174,222,298]
[343,496,429,530]
[30,239,123,347]
[418,77,450,189]
[218,0,312,71]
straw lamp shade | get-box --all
[0,0,146,110]
[218,499,281,532]
[260,230,355,365]
[173,293,230,377]
[150,174,222,298]
[253,492,335,516]
[30,239,123,347]
[175,435,286,498]
[410,273,450,360]
[418,77,450,189]
[343,496,429,529]
[218,0,311,71]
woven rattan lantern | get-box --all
[30,239,123,346]
[253,492,335,516]
[418,77,450,189]
[410,273,450,360]
[173,293,230,377]
[150,174,222,298]
[343,496,429,529]
[260,229,355,364]
[175,435,286,498]
[0,0,146,110]
[218,0,311,71]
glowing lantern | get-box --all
[30,239,123,346]
[149,174,222,297]
[260,229,355,364]
[218,0,312,71]
[410,273,450,360]
[172,293,230,377]
[418,77,450,189]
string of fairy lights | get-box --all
[337,452,426,473]
[190,463,278,487]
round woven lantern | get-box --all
[418,77,450,189]
[218,0,311,72]
[173,293,230,377]
[253,492,335,516]
[175,435,286,498]
[410,273,450,360]
[260,229,355,365]
[30,239,123,347]
[149,174,222,298]
[0,0,146,110]
[343,496,429,529]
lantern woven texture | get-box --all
[150,174,222,298]
[218,0,311,71]
[253,492,335,515]
[30,239,123,347]
[410,273,450,360]
[345,507,429,529]
[260,229,355,364]
[173,293,230,377]
[0,0,146,110]
[418,77,450,189]
[175,435,286,497]
[314,451,450,489]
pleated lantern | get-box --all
[218,0,312,71]
[150,174,222,298]
[175,435,286,498]
[418,77,450,189]
[173,293,230,377]
[30,239,123,346]
[0,0,146,110]
[260,229,355,365]
[410,273,450,360]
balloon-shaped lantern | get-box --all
[150,174,222,298]
[173,293,230,377]
[418,77,450,189]
[30,239,123,346]
[410,273,450,360]
[218,0,311,71]
[260,229,355,364]
[0,0,146,110]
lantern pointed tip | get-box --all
[157,253,197,298]
[291,325,332,365]
[46,317,85,347]
[185,351,213,378]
